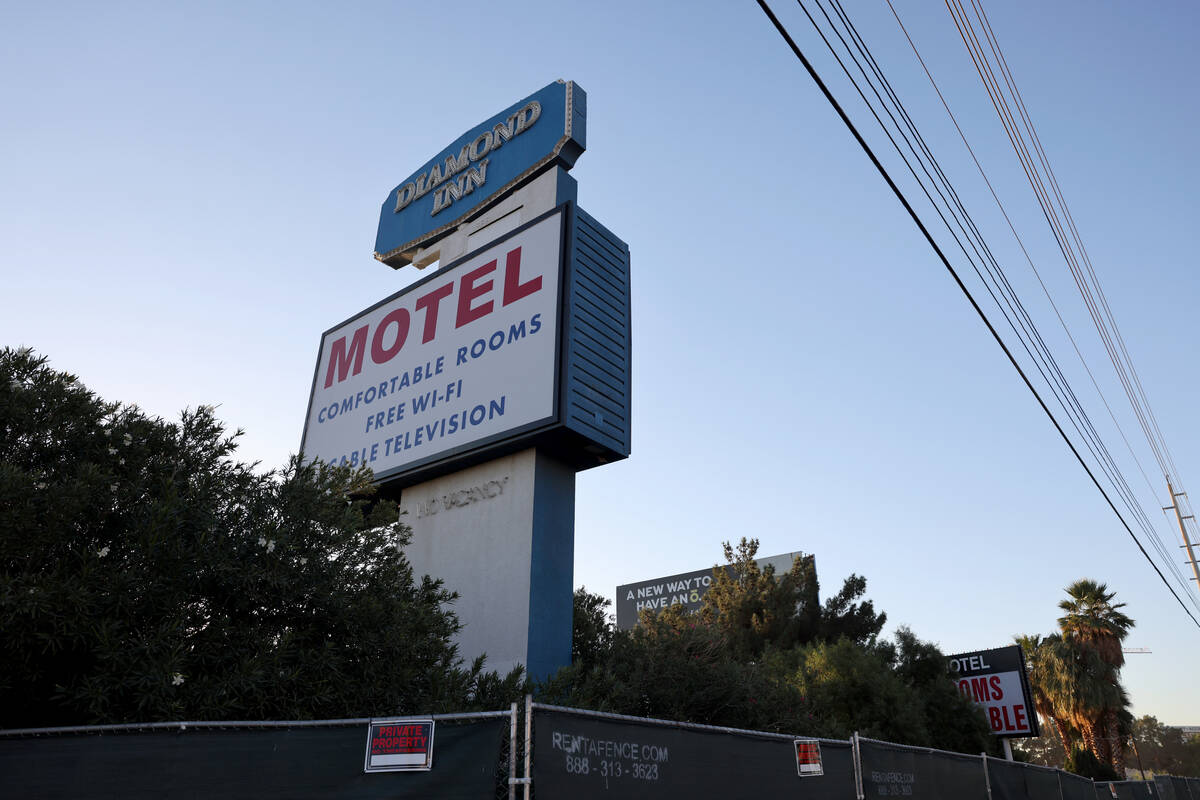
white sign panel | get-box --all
[364,718,435,772]
[794,739,823,777]
[948,646,1038,738]
[303,211,563,479]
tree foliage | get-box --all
[1064,744,1121,781]
[542,601,803,731]
[1129,715,1200,777]
[698,538,821,659]
[1018,579,1134,774]
[572,586,615,667]
[543,538,991,753]
[1013,715,1068,768]
[699,537,886,658]
[1057,580,1133,668]
[0,348,522,727]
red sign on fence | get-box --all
[364,718,435,772]
[794,738,823,777]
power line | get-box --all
[945,0,1199,600]
[880,0,1197,607]
[949,0,1181,484]
[882,0,1165,513]
[812,0,1196,608]
[814,0,1193,602]
[970,0,1185,488]
[753,0,1200,629]
[967,0,1178,476]
[944,0,1163,476]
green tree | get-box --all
[1057,580,1133,668]
[1017,634,1072,752]
[1018,580,1134,774]
[544,540,990,754]
[1064,745,1121,781]
[699,537,820,659]
[571,586,615,668]
[887,627,995,751]
[819,572,889,646]
[0,348,522,727]
[699,537,885,659]
[784,628,991,751]
[541,601,808,732]
[1058,580,1134,772]
[788,637,925,744]
[1014,720,1068,768]
[1130,715,1200,777]
[1019,633,1100,756]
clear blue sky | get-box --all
[5,1,1200,725]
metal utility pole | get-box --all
[1165,479,1200,589]
[1129,733,1147,781]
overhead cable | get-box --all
[882,0,1197,604]
[815,0,1195,604]
[753,0,1200,628]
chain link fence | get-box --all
[3,702,1197,799]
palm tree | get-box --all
[1017,634,1076,753]
[1057,579,1134,773]
[1034,633,1108,757]
[1057,580,1134,668]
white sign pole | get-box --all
[395,169,578,681]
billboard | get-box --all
[615,552,805,629]
[947,645,1039,738]
[303,210,564,484]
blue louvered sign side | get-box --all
[563,207,632,460]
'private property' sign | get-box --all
[364,718,434,772]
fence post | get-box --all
[524,695,533,800]
[508,701,518,800]
[852,732,864,800]
[982,753,993,800]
